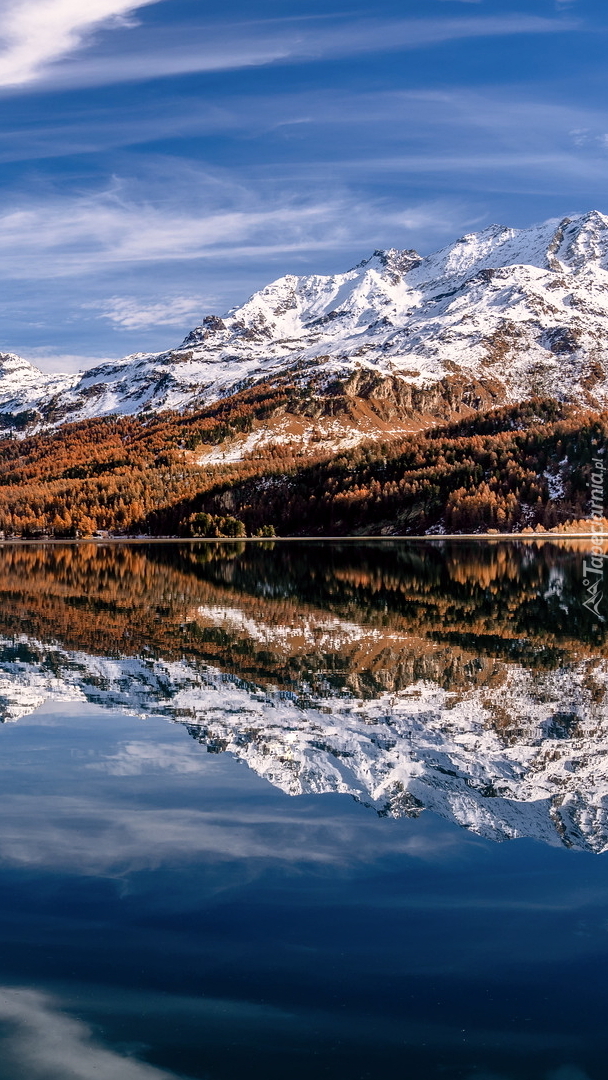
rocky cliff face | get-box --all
[3,212,608,440]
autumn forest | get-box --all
[0,384,605,538]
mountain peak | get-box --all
[4,210,608,435]
[358,248,423,276]
[181,315,227,348]
[0,352,41,375]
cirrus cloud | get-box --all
[0,174,471,279]
[0,0,159,87]
[0,8,579,91]
[93,294,214,332]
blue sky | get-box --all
[0,0,607,369]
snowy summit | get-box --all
[3,211,608,433]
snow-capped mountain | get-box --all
[2,625,608,853]
[4,210,608,436]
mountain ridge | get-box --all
[4,211,608,443]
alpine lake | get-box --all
[0,538,605,1080]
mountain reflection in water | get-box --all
[0,539,605,851]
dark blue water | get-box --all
[0,541,603,1080]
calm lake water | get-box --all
[0,539,605,1080]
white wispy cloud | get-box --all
[94,295,212,331]
[0,83,605,176]
[0,987,179,1079]
[3,12,579,90]
[237,87,608,193]
[0,191,355,274]
[0,173,471,279]
[0,0,159,87]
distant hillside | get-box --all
[0,393,604,538]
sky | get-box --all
[0,0,607,370]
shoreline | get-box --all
[0,532,604,545]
